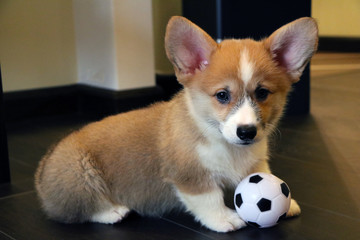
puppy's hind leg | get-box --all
[36,145,128,224]
[91,205,130,224]
[286,199,301,217]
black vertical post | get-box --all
[0,66,11,184]
[215,0,222,42]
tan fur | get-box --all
[35,16,318,232]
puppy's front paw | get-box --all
[202,209,246,233]
[177,189,246,233]
[286,199,301,218]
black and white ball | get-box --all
[234,172,291,228]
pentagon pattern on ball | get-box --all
[277,212,287,223]
[281,182,290,197]
[257,198,272,212]
[235,193,243,208]
[249,174,263,183]
[247,221,260,228]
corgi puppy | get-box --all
[35,16,318,232]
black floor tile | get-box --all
[6,114,91,168]
[0,180,34,199]
[276,116,360,174]
[273,131,359,174]
[8,160,36,184]
[163,203,360,240]
[2,191,358,240]
[0,193,211,240]
[0,232,14,240]
[270,154,360,221]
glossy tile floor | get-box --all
[1,53,360,240]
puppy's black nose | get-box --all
[237,125,257,141]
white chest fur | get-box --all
[196,138,268,186]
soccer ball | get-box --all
[234,172,291,228]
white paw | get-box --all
[177,189,247,233]
[91,206,130,224]
[202,209,246,233]
[286,199,301,217]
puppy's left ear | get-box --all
[165,16,217,78]
[265,17,318,82]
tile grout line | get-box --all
[160,217,217,240]
[272,151,360,176]
[298,201,360,222]
[0,230,17,240]
[0,190,35,201]
[10,157,38,169]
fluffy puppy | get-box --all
[35,16,318,232]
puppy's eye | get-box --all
[255,87,270,101]
[215,90,231,104]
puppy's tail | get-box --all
[35,140,111,223]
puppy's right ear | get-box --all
[165,16,217,79]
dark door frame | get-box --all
[0,66,11,184]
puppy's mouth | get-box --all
[239,141,253,146]
[236,138,258,146]
[221,134,258,147]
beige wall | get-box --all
[0,0,180,92]
[312,0,360,37]
[0,0,77,92]
[73,0,155,91]
[73,0,118,90]
[113,0,155,90]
